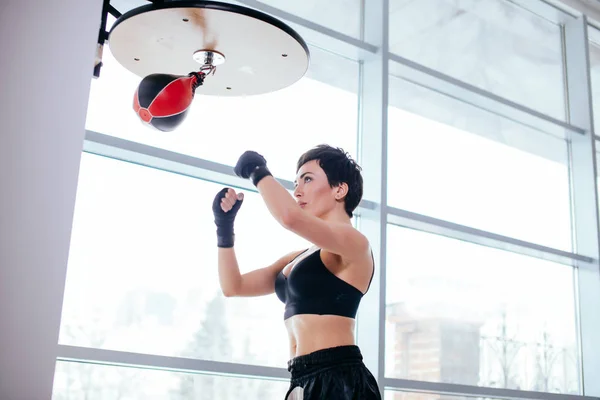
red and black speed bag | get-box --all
[133,73,201,132]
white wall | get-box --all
[0,1,103,399]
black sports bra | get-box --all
[274,248,374,320]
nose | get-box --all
[294,186,302,198]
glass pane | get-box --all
[387,73,572,251]
[384,225,580,395]
[597,144,600,205]
[110,0,362,38]
[255,0,362,38]
[384,392,503,400]
[88,39,358,179]
[384,391,503,400]
[588,27,600,134]
[389,0,565,119]
[59,153,311,367]
[52,361,289,400]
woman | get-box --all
[212,145,381,399]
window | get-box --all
[385,225,580,394]
[52,361,289,399]
[588,26,600,134]
[59,153,311,368]
[52,4,596,400]
[253,0,363,38]
[596,142,600,204]
[87,39,359,179]
[389,0,565,119]
[384,391,503,400]
[388,73,572,251]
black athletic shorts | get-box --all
[284,345,382,399]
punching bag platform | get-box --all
[107,1,311,97]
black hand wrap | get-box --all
[234,151,272,186]
[250,165,272,186]
[212,188,243,248]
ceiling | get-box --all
[552,0,600,22]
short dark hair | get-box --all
[296,145,363,218]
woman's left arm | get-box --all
[233,150,369,260]
[256,175,368,261]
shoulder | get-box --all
[323,225,370,264]
[284,210,368,263]
[337,224,370,255]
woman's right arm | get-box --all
[218,248,303,297]
[212,186,304,297]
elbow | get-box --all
[280,208,300,230]
[220,281,240,297]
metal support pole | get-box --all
[356,0,388,398]
[563,15,600,397]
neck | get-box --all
[320,207,352,224]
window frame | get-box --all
[54,2,600,400]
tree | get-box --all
[532,328,560,392]
[480,308,524,389]
[531,327,579,394]
[171,292,286,399]
[173,291,231,400]
[54,306,140,400]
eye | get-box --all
[304,176,312,183]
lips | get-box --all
[298,202,307,207]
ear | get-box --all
[334,182,349,201]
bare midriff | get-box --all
[285,313,356,359]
